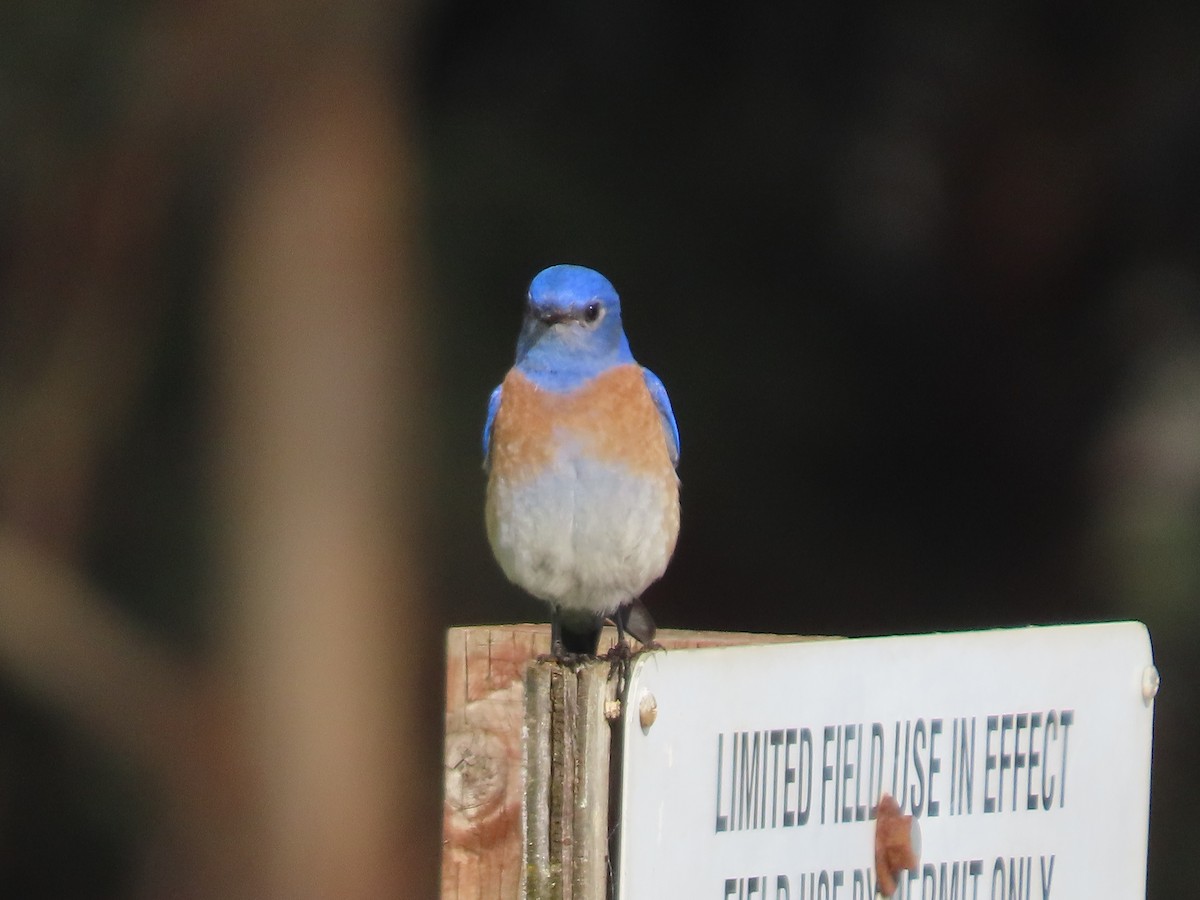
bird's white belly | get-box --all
[486,450,679,615]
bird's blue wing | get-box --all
[642,368,679,467]
[483,384,503,471]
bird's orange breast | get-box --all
[489,364,674,481]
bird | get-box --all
[483,264,680,657]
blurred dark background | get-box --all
[0,0,1196,896]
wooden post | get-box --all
[572,664,614,895]
[441,626,812,898]
[523,658,615,900]
[443,625,545,897]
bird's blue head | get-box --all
[514,265,634,389]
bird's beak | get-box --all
[538,311,568,326]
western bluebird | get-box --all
[483,264,680,656]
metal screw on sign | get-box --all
[1141,665,1160,705]
[638,692,658,731]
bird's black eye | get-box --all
[583,302,601,323]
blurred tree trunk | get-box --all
[0,1,437,897]
[209,51,435,899]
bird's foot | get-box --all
[603,640,633,662]
[603,640,635,682]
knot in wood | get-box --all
[444,727,512,841]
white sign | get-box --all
[616,623,1156,899]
